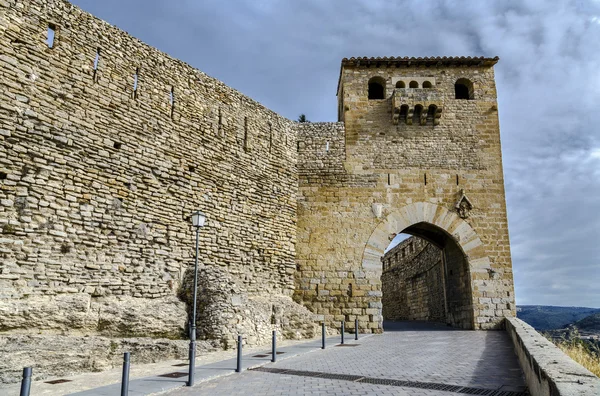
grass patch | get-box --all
[547,331,600,378]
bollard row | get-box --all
[19,321,360,393]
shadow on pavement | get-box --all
[383,320,457,332]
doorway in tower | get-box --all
[380,224,473,329]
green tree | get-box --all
[297,114,310,123]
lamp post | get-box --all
[187,210,206,387]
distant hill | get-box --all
[574,312,600,331]
[517,305,600,330]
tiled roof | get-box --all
[341,56,499,67]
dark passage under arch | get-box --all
[381,222,474,329]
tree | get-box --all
[297,114,310,123]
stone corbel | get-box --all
[433,106,443,126]
[406,107,414,125]
[372,203,383,219]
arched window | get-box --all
[455,78,474,100]
[409,81,419,88]
[395,81,406,88]
[423,81,432,88]
[413,104,423,125]
[368,77,386,99]
[426,105,437,124]
[399,104,409,123]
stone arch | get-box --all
[368,76,386,99]
[362,202,487,329]
[455,78,474,99]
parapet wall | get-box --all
[381,237,445,322]
[0,0,314,353]
[505,317,600,396]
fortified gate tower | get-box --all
[295,56,515,331]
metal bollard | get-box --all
[271,330,276,363]
[341,321,345,344]
[20,367,32,396]
[121,352,130,396]
[355,318,359,340]
[321,322,326,349]
[236,335,242,373]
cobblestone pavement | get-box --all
[163,321,527,395]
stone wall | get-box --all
[381,237,445,322]
[0,0,516,383]
[0,0,316,382]
[505,317,600,396]
[295,58,515,332]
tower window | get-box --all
[423,81,432,88]
[426,105,437,124]
[409,81,419,88]
[47,24,56,48]
[368,77,385,100]
[455,78,474,100]
[399,104,409,123]
[395,81,406,88]
[413,104,423,125]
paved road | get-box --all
[164,321,527,396]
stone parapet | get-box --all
[505,317,600,396]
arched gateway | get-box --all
[295,56,515,332]
[362,202,487,329]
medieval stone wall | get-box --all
[381,237,445,322]
[295,59,515,332]
[0,0,516,384]
[0,0,316,381]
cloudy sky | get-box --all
[71,0,600,308]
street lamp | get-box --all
[187,210,206,387]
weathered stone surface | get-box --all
[0,334,216,384]
[180,267,317,349]
[0,0,301,353]
[0,294,186,338]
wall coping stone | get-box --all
[505,317,600,396]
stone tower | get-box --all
[295,56,515,331]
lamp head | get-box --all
[190,210,206,228]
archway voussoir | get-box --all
[364,244,385,258]
[462,237,483,254]
[399,204,420,225]
[413,202,425,222]
[433,206,458,230]
[362,257,382,270]
[422,202,437,223]
[451,221,477,246]
[388,212,410,234]
[469,256,491,270]
[370,226,392,250]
